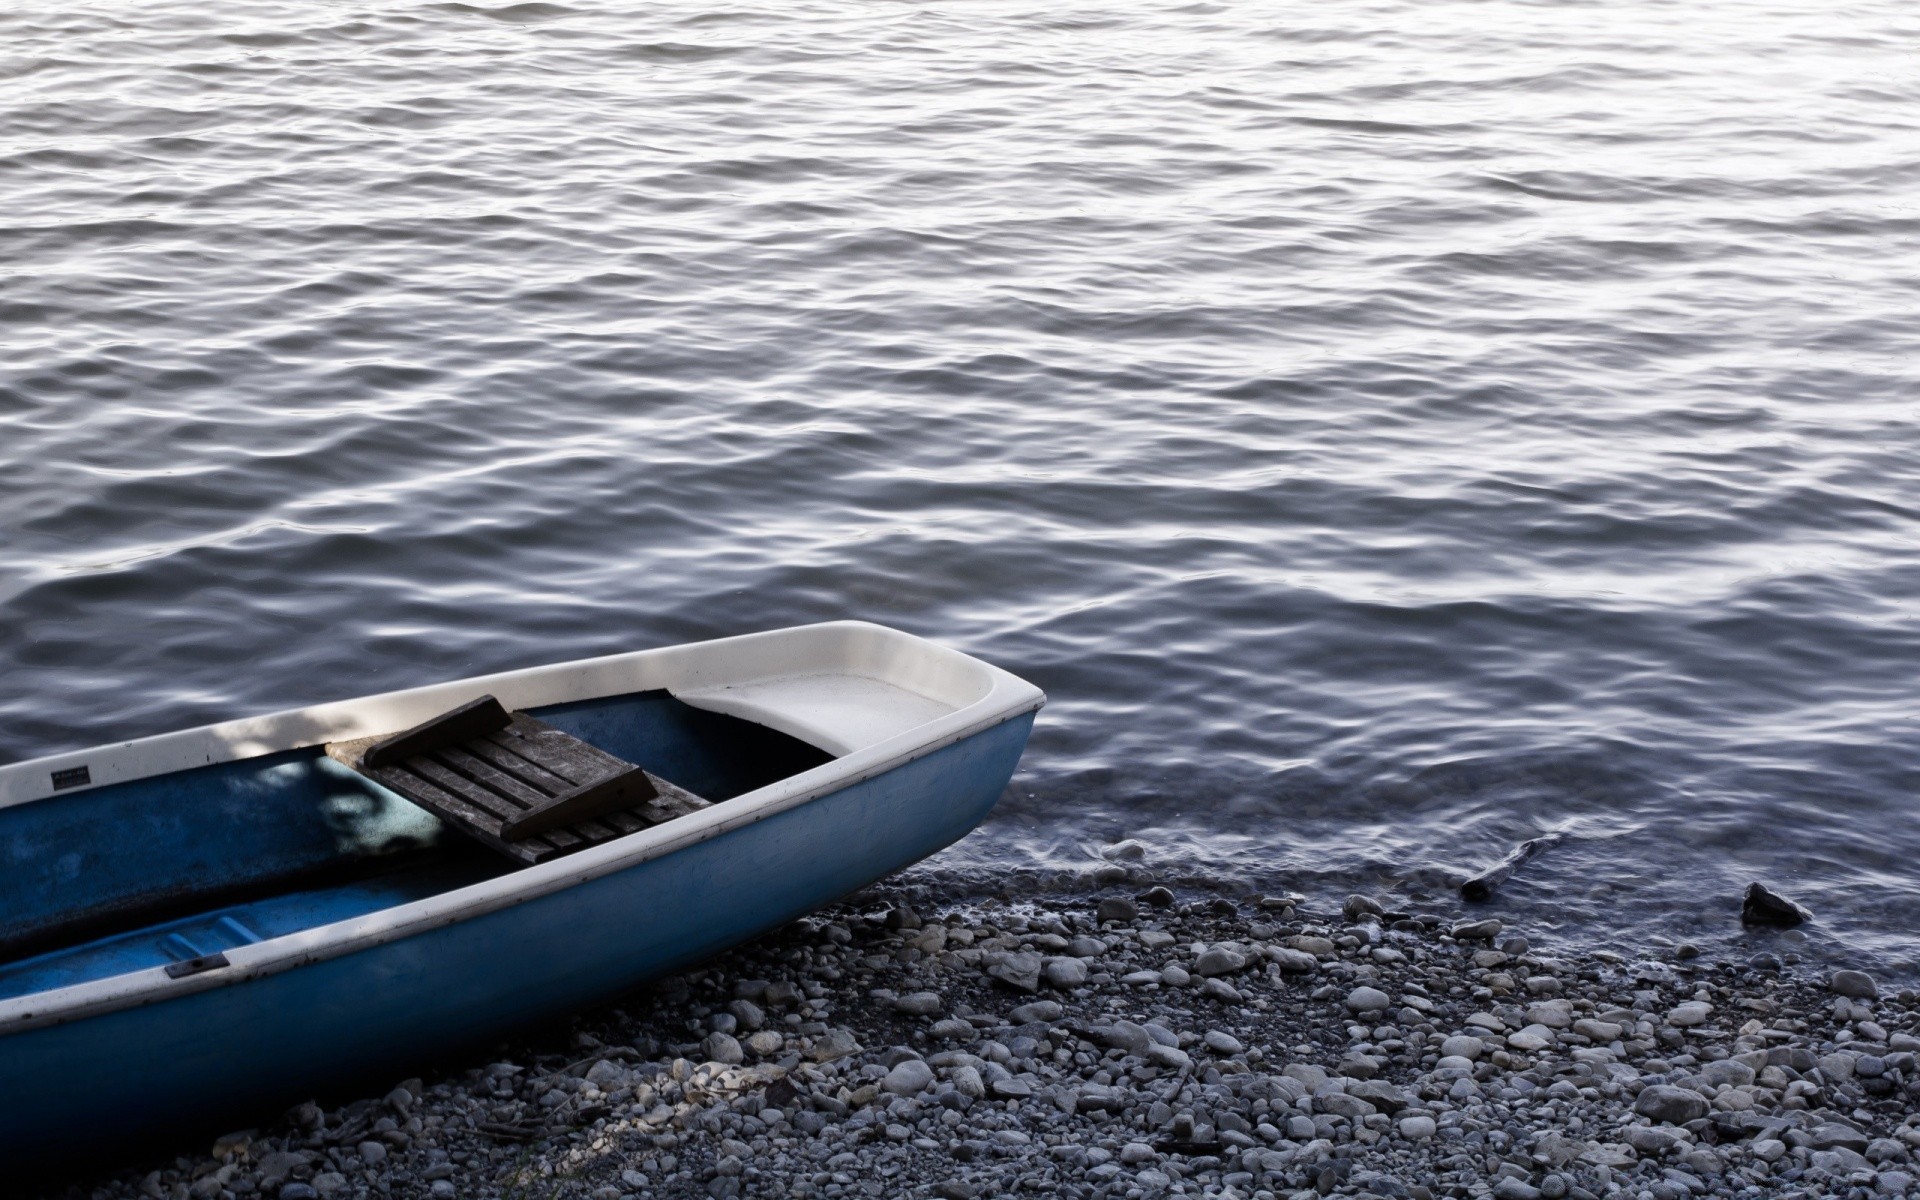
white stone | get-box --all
[746,1031,785,1057]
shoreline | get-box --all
[47,887,1920,1200]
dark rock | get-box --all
[1137,886,1176,908]
[1096,897,1139,925]
[1741,882,1811,927]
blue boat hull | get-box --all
[0,711,1033,1158]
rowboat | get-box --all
[0,622,1043,1158]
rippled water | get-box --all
[5,0,1919,970]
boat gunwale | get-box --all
[0,622,1043,1036]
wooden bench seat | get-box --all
[326,696,709,864]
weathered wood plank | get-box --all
[362,695,511,769]
[403,757,527,821]
[495,716,629,783]
[464,736,576,795]
[603,809,646,835]
[384,765,508,835]
[498,766,658,841]
[435,746,561,811]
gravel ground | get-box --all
[45,885,1920,1200]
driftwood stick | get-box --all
[1461,832,1566,901]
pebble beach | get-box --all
[48,881,1920,1200]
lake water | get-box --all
[4,0,1918,972]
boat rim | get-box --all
[0,622,1044,1035]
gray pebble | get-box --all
[1634,1084,1708,1125]
[1008,999,1062,1023]
[703,1031,744,1065]
[1043,956,1090,988]
[1440,1034,1485,1060]
[1203,1029,1243,1055]
[892,991,944,1015]
[1194,945,1248,976]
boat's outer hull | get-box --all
[0,711,1033,1159]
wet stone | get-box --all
[1831,969,1879,1000]
[1741,881,1812,926]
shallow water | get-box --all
[4,0,1918,971]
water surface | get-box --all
[4,0,1919,971]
